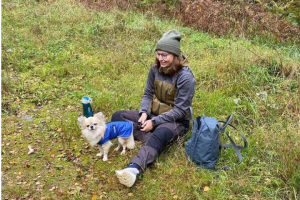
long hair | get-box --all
[154,54,186,76]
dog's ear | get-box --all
[94,112,105,121]
[78,116,86,126]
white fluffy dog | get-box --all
[78,112,135,161]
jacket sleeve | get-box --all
[139,66,155,116]
[151,69,196,126]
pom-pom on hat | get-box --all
[155,30,181,56]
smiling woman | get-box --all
[111,29,196,187]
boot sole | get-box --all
[115,170,136,187]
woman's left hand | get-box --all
[140,120,153,132]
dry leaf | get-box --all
[51,152,55,158]
[40,196,51,200]
[92,195,97,200]
[135,184,142,189]
[28,146,34,155]
[204,186,210,192]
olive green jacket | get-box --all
[139,65,196,126]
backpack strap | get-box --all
[222,124,248,149]
[219,114,248,163]
[219,114,233,133]
[220,123,248,163]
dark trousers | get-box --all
[111,110,189,171]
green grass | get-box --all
[2,0,300,199]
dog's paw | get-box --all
[120,150,126,155]
[103,156,108,162]
[114,147,120,152]
[97,153,103,157]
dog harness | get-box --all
[97,121,133,145]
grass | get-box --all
[1,0,300,199]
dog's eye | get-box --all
[86,125,90,127]
[94,123,97,126]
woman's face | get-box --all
[156,50,174,67]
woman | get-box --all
[112,30,196,187]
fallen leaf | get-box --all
[40,196,51,200]
[204,186,210,192]
[28,146,34,155]
[239,180,245,186]
[170,188,175,195]
[54,189,60,195]
[128,193,134,196]
[92,195,97,200]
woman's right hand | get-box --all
[138,113,148,125]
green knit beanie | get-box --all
[155,30,181,56]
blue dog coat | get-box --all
[97,121,133,145]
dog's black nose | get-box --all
[90,125,94,130]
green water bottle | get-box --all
[82,96,93,118]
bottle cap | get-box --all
[81,96,92,104]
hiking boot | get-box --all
[115,168,140,187]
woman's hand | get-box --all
[140,120,153,132]
[138,113,148,124]
[138,113,153,132]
